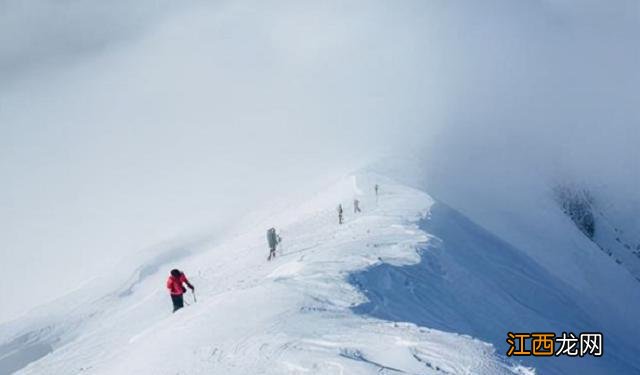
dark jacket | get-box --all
[267,228,278,248]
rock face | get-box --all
[554,184,596,239]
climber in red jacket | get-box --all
[167,269,195,312]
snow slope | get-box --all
[1,170,638,374]
[589,193,640,282]
[350,203,639,374]
[1,173,527,374]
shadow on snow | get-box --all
[347,202,636,374]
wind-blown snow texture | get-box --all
[1,171,638,374]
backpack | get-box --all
[267,228,277,248]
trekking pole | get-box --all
[192,289,197,303]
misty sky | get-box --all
[1,0,639,322]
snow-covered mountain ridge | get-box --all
[1,171,638,374]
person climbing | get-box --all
[337,204,344,224]
[375,184,379,196]
[354,198,361,213]
[167,269,194,313]
[267,227,279,261]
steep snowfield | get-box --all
[1,171,639,374]
[351,203,640,374]
[1,174,526,374]
[590,196,640,281]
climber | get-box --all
[267,227,279,261]
[166,269,195,313]
[337,204,344,224]
[354,199,362,213]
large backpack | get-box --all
[267,228,277,248]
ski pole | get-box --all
[192,289,197,303]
